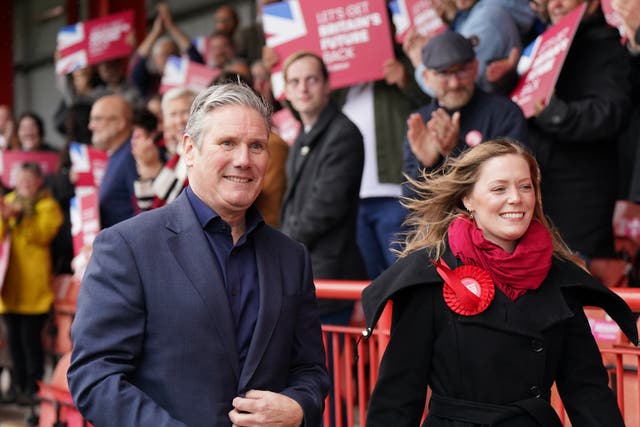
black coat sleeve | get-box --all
[367,284,434,426]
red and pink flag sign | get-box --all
[272,109,302,146]
[69,142,108,188]
[510,3,587,118]
[389,0,447,43]
[263,0,395,99]
[0,151,59,189]
[159,56,220,94]
[70,187,101,257]
[56,10,135,75]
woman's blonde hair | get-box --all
[400,138,579,264]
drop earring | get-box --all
[468,210,474,220]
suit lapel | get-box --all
[239,228,283,390]
[165,193,240,378]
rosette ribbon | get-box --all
[432,259,495,316]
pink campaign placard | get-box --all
[390,0,447,43]
[69,142,109,188]
[159,56,221,94]
[510,3,587,118]
[272,109,302,146]
[70,187,101,257]
[0,151,59,189]
[263,0,395,99]
[56,10,135,75]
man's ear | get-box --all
[183,134,195,167]
[422,68,433,89]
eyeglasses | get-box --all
[285,75,322,89]
[433,64,475,81]
[89,115,119,123]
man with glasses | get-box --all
[403,30,528,195]
[89,94,138,227]
[280,51,367,322]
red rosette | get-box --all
[433,260,495,316]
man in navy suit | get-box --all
[68,82,330,427]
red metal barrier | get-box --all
[315,281,640,427]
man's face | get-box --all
[184,105,269,219]
[284,56,330,124]
[152,40,178,74]
[15,169,43,199]
[251,62,272,98]
[163,95,194,154]
[424,60,477,111]
[207,35,235,68]
[214,6,237,36]
[97,60,123,85]
[89,98,128,151]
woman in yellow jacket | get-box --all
[0,162,62,404]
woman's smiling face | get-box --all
[463,154,536,253]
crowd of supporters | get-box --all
[0,0,638,415]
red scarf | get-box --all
[447,216,553,300]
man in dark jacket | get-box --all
[280,51,367,322]
[404,30,528,195]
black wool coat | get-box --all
[362,248,637,426]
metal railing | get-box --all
[315,280,640,427]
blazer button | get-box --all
[530,385,542,398]
[531,339,544,353]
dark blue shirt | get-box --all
[185,186,262,372]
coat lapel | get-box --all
[165,193,240,378]
[282,103,339,205]
[239,228,283,390]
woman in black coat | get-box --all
[362,139,637,426]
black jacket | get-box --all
[362,247,637,426]
[281,101,367,282]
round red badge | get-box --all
[433,260,494,316]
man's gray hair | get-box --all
[185,82,272,149]
[161,87,199,115]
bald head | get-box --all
[89,95,133,152]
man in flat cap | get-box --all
[402,30,528,195]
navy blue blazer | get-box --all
[68,191,329,426]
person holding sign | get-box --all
[403,30,527,195]
[129,3,204,101]
[362,138,637,426]
[0,162,63,405]
[527,0,631,261]
[612,0,640,204]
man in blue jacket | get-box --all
[69,82,329,427]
